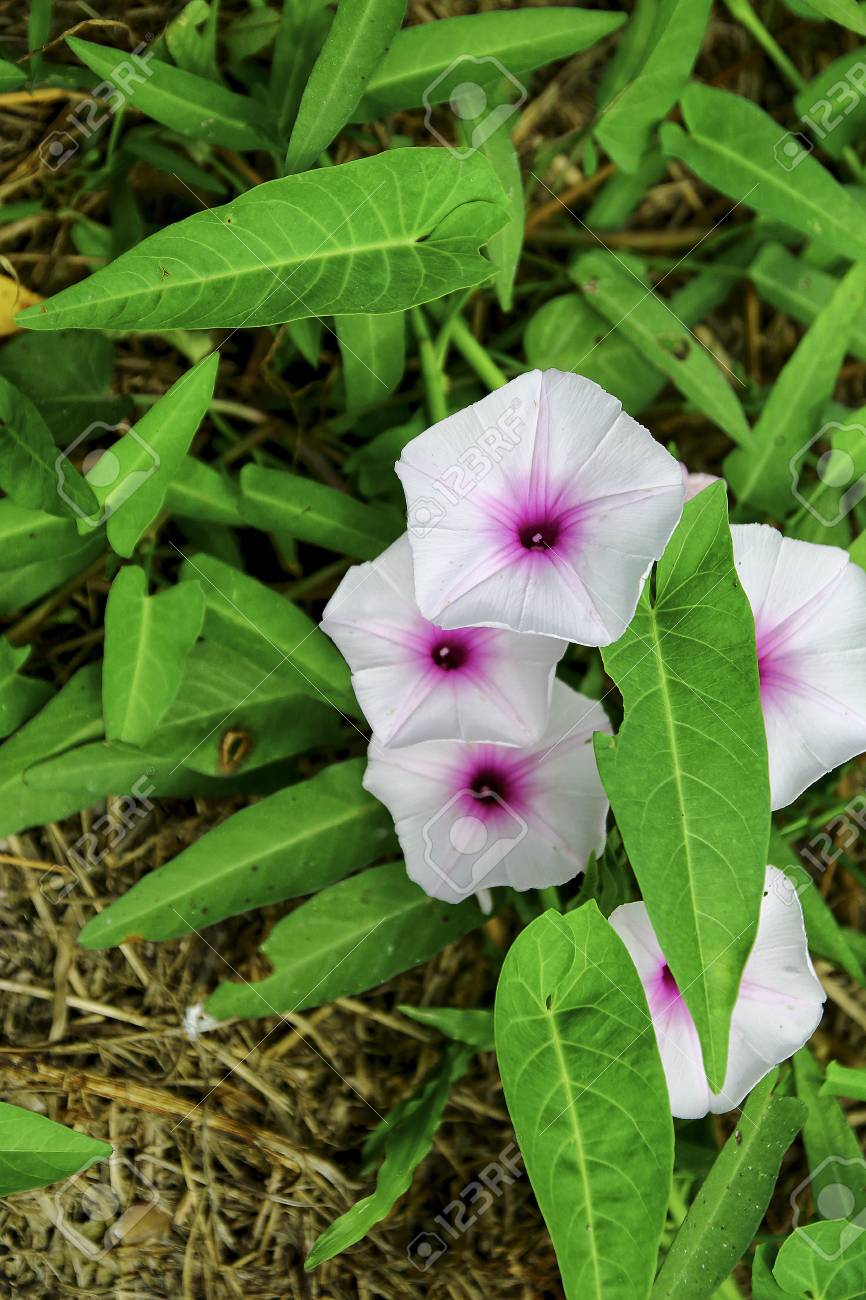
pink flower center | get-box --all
[468,766,511,806]
[430,639,469,672]
[660,963,679,999]
[518,517,561,552]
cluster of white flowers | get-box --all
[321,368,866,1116]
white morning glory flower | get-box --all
[363,680,611,903]
[320,534,565,746]
[396,369,684,645]
[732,524,866,810]
[610,867,825,1119]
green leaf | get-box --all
[0,529,50,606]
[595,0,712,173]
[0,1101,111,1197]
[726,262,866,513]
[805,0,866,34]
[353,7,626,118]
[455,81,523,310]
[594,484,770,1089]
[122,127,228,195]
[335,310,406,414]
[17,150,508,332]
[751,1245,792,1300]
[178,551,357,715]
[103,565,205,746]
[0,533,104,618]
[651,1070,807,1300]
[305,1042,474,1268]
[29,649,341,787]
[205,861,486,1020]
[0,663,103,838]
[165,0,220,82]
[0,637,52,738]
[0,58,26,92]
[239,464,401,559]
[285,0,408,173]
[67,37,277,151]
[399,1005,494,1050]
[0,330,130,440]
[524,293,665,416]
[164,456,244,525]
[795,44,866,160]
[586,149,667,228]
[661,84,866,264]
[146,639,341,777]
[270,0,333,138]
[82,352,218,556]
[821,1061,866,1101]
[794,1048,866,1225]
[750,243,866,363]
[570,249,751,443]
[494,902,673,1300]
[78,758,392,947]
[773,1222,866,1297]
[0,376,99,521]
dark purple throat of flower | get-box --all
[431,639,469,671]
[518,518,561,552]
[468,766,510,808]
[660,963,679,998]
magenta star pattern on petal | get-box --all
[732,524,866,809]
[363,681,611,903]
[320,534,565,746]
[610,867,825,1119]
[396,369,685,645]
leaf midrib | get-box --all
[545,998,603,1296]
[94,790,379,943]
[645,603,716,1082]
[682,117,866,258]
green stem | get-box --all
[537,886,562,913]
[723,0,803,91]
[723,0,866,182]
[410,306,448,424]
[449,316,508,391]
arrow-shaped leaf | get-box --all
[595,483,770,1089]
[0,1101,111,1197]
[206,861,485,1020]
[17,150,508,332]
[78,759,393,947]
[103,565,205,746]
[495,902,673,1300]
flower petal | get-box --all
[679,462,720,502]
[609,902,712,1119]
[610,867,824,1118]
[732,524,866,808]
[710,866,825,1112]
[363,681,610,903]
[321,533,565,746]
[398,369,684,644]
